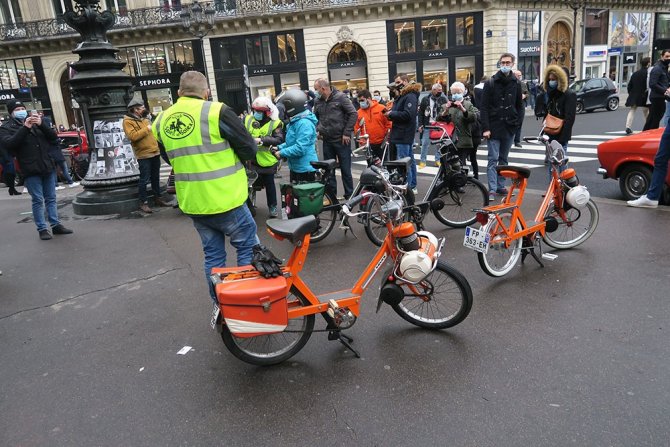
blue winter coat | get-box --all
[278,111,318,173]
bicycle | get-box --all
[60,146,89,182]
[420,125,489,227]
[463,134,599,277]
[210,167,473,366]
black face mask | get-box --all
[389,90,398,99]
[662,59,670,66]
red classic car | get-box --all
[57,131,89,158]
[597,128,670,202]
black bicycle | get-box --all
[421,125,489,227]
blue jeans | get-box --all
[486,132,514,193]
[419,130,438,164]
[138,155,161,203]
[396,143,417,189]
[190,205,260,301]
[661,101,670,128]
[322,140,353,198]
[24,171,60,232]
[259,172,277,208]
[55,160,74,185]
[646,124,670,201]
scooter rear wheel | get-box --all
[221,287,314,366]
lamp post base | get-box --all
[72,185,142,215]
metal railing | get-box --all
[0,0,361,42]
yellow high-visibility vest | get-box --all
[153,96,247,215]
[244,114,281,168]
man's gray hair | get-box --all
[314,78,330,89]
[432,83,443,91]
[179,71,208,97]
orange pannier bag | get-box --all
[215,275,288,338]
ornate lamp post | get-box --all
[64,0,140,215]
[180,1,215,86]
[563,0,587,78]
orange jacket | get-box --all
[354,100,391,145]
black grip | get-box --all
[344,194,368,210]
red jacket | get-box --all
[354,100,391,145]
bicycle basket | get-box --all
[215,275,288,338]
[429,121,456,140]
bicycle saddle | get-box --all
[311,159,337,170]
[383,157,411,171]
[266,215,317,243]
[496,165,531,179]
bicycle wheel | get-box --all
[392,260,473,329]
[363,189,414,247]
[477,213,522,277]
[431,178,488,227]
[543,199,599,249]
[71,158,88,181]
[310,191,338,243]
[221,287,315,366]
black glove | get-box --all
[251,244,283,278]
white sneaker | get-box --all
[68,182,80,188]
[55,186,66,190]
[627,195,658,208]
[411,188,418,195]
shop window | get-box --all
[246,36,272,66]
[0,0,22,25]
[15,58,37,88]
[0,60,20,90]
[423,58,448,89]
[146,88,173,115]
[280,72,301,92]
[394,22,416,54]
[585,9,609,45]
[657,14,670,39]
[117,47,138,77]
[327,42,366,63]
[455,16,475,46]
[214,39,242,69]
[518,11,540,41]
[395,61,416,82]
[518,56,540,82]
[455,56,475,85]
[175,41,195,71]
[249,74,276,100]
[278,33,297,63]
[138,45,168,76]
[421,19,447,50]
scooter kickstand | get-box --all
[327,330,361,358]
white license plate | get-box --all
[210,304,220,330]
[463,226,490,253]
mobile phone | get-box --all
[30,110,38,116]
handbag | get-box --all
[543,113,564,136]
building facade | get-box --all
[0,0,667,125]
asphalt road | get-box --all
[1,107,669,446]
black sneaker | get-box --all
[52,224,73,235]
[39,230,52,240]
[514,142,522,148]
[625,128,633,135]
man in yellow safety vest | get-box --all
[152,71,261,302]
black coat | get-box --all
[0,118,58,176]
[313,88,357,143]
[534,88,577,146]
[479,71,524,138]
[648,61,670,101]
[387,82,422,144]
[626,67,650,107]
[418,93,448,127]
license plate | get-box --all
[463,226,490,253]
[210,303,220,330]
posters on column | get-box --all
[90,118,139,178]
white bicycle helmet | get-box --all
[565,185,590,208]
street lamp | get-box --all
[180,1,215,87]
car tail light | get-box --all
[475,212,489,226]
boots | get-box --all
[5,173,21,195]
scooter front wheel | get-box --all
[221,287,314,366]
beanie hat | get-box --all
[127,98,144,110]
[6,100,25,115]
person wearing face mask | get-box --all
[418,83,448,168]
[480,53,524,201]
[372,90,386,105]
[534,65,577,176]
[385,74,422,195]
[312,78,357,199]
[0,101,73,240]
[438,82,479,179]
[353,90,391,161]
[643,49,670,131]
[245,96,285,218]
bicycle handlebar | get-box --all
[342,192,374,217]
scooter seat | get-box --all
[496,165,531,179]
[311,159,338,171]
[266,215,317,243]
[383,157,411,171]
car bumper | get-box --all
[597,167,608,178]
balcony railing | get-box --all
[0,0,360,42]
